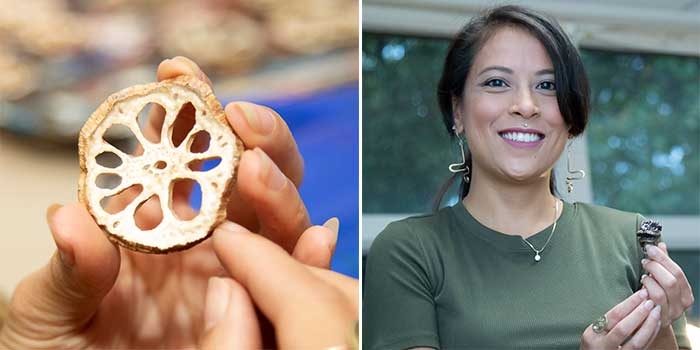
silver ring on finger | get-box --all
[592,315,608,334]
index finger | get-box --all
[211,221,345,322]
[604,289,649,331]
[211,221,352,349]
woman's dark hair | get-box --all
[434,5,590,208]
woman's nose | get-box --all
[509,90,540,119]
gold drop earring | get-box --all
[448,126,470,183]
[565,141,585,193]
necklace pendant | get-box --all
[534,253,541,262]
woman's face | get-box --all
[454,26,569,186]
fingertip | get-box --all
[156,56,211,86]
[225,102,276,137]
[213,220,253,249]
[51,203,120,274]
[293,225,335,268]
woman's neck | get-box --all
[463,170,561,238]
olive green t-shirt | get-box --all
[363,201,690,349]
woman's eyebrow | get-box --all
[477,65,512,76]
[535,68,555,76]
[476,66,555,76]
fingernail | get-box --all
[236,103,274,135]
[46,203,62,223]
[646,245,659,258]
[644,300,654,310]
[638,288,648,299]
[215,220,248,235]
[204,277,232,332]
[641,258,649,265]
[640,274,647,283]
[323,217,340,237]
[254,147,286,191]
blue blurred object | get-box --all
[191,83,359,278]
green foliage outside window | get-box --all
[582,51,699,214]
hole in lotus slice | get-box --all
[136,102,166,144]
[134,194,164,231]
[95,151,123,168]
[96,173,122,189]
[170,178,202,220]
[103,123,143,156]
[187,157,222,172]
[154,160,167,169]
[171,102,196,148]
[188,130,211,153]
[100,184,144,214]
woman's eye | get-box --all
[483,79,508,88]
[537,81,556,91]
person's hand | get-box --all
[199,221,358,350]
[640,242,694,327]
[0,56,337,349]
[580,289,662,350]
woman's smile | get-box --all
[498,127,545,149]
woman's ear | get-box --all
[452,97,464,133]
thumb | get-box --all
[4,203,120,337]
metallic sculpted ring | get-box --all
[592,315,608,334]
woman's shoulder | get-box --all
[573,202,643,227]
[571,202,645,245]
[369,207,455,253]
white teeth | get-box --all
[501,132,543,142]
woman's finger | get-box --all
[292,220,339,269]
[223,102,305,234]
[1,204,120,346]
[642,259,680,300]
[306,266,359,314]
[235,148,311,253]
[655,243,694,309]
[200,277,261,350]
[224,102,304,187]
[640,275,670,326]
[602,289,648,332]
[605,298,655,346]
[211,221,353,349]
[621,305,661,350]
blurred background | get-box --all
[0,0,359,301]
[362,0,700,335]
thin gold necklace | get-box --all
[521,200,560,262]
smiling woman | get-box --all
[362,5,694,350]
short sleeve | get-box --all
[363,221,440,350]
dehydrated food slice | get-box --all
[78,76,242,253]
[637,219,662,254]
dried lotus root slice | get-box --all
[78,76,242,253]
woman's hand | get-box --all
[0,57,336,349]
[199,221,358,350]
[640,243,694,327]
[580,289,662,350]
